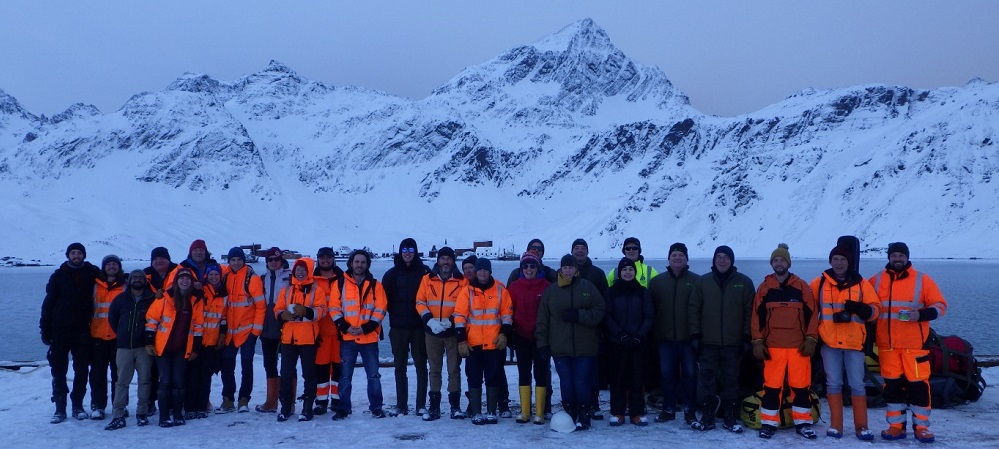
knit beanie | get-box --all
[227,246,245,261]
[571,238,588,251]
[714,245,735,265]
[622,237,641,254]
[151,246,171,263]
[66,242,86,258]
[206,264,222,276]
[462,254,478,268]
[829,245,852,264]
[128,269,147,285]
[317,247,335,258]
[770,243,791,267]
[474,257,492,273]
[189,239,207,254]
[887,242,909,258]
[616,257,637,280]
[668,242,688,258]
[526,238,545,253]
[520,252,541,268]
[437,246,455,260]
[264,247,282,259]
[101,254,122,270]
[560,254,577,268]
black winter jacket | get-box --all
[382,257,431,329]
[108,287,157,349]
[604,280,654,342]
[40,261,100,340]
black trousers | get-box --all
[47,332,91,410]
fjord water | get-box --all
[2,258,995,362]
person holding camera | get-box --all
[810,244,880,440]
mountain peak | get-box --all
[530,18,612,54]
[263,60,296,75]
[167,72,223,94]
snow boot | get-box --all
[826,393,843,438]
[485,388,500,424]
[516,386,531,423]
[449,392,466,419]
[691,396,718,431]
[104,416,126,430]
[533,387,547,425]
[313,399,329,416]
[577,404,592,430]
[468,388,483,425]
[423,392,442,421]
[796,423,818,439]
[256,377,279,413]
[299,397,315,421]
[852,394,874,441]
[216,397,236,413]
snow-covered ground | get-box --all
[1,358,996,448]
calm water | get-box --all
[3,258,995,361]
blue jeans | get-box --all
[338,341,383,413]
[658,340,697,413]
[553,356,596,407]
[821,345,867,396]
[220,334,256,401]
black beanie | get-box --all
[616,257,637,280]
[474,257,492,273]
[151,246,171,263]
[400,238,418,252]
[462,254,478,268]
[437,246,456,260]
[668,242,688,258]
[887,242,909,258]
[714,245,735,265]
[227,246,244,261]
[829,245,852,264]
[527,238,545,253]
[622,237,641,254]
[571,238,588,251]
[560,254,577,268]
[66,242,86,258]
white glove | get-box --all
[437,318,453,330]
[427,320,444,334]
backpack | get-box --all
[740,389,821,430]
[924,328,986,406]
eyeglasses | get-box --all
[521,263,538,269]
[400,248,415,254]
[624,246,640,251]
[528,246,543,251]
[266,257,282,262]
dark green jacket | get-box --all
[687,267,755,346]
[649,266,700,342]
[535,277,605,357]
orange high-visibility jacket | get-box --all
[416,272,466,322]
[223,264,265,347]
[145,290,204,358]
[329,272,387,345]
[811,271,880,351]
[454,279,513,349]
[751,273,818,348]
[91,276,126,340]
[275,258,327,345]
[201,283,228,347]
[869,266,947,350]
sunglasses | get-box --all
[624,246,640,251]
[521,263,538,269]
[528,246,543,251]
[400,248,416,254]
[266,257,282,262]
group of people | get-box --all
[39,236,947,443]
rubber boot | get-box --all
[534,387,547,424]
[852,395,874,440]
[516,386,532,423]
[256,378,279,413]
[485,388,500,424]
[826,393,844,437]
[468,389,483,424]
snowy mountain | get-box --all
[1,18,997,263]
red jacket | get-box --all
[507,276,550,340]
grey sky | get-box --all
[2,0,997,117]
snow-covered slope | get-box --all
[1,19,996,262]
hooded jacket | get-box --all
[382,254,431,329]
[868,264,947,350]
[330,270,388,345]
[454,277,513,349]
[811,270,880,351]
[223,263,265,347]
[604,280,654,342]
[275,258,326,345]
[606,256,658,288]
[91,272,126,340]
[416,265,465,337]
[145,287,204,358]
[751,272,818,349]
[507,276,550,340]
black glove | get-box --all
[562,308,579,323]
[843,300,862,314]
[334,318,351,334]
[832,311,852,323]
[144,330,156,346]
[360,321,379,334]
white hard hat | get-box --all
[549,411,575,433]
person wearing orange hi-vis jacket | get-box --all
[89,254,126,420]
[274,257,327,422]
[144,268,204,428]
[329,249,389,420]
[416,246,467,421]
[868,242,947,443]
[218,247,265,414]
[454,257,514,426]
[185,263,228,421]
[311,247,345,417]
[751,244,819,440]
[811,244,880,440]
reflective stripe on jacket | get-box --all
[223,265,265,347]
[454,280,513,349]
[329,273,387,345]
[751,273,818,349]
[275,258,326,345]
[811,271,880,351]
[91,277,125,340]
[145,290,204,358]
[201,283,228,346]
[869,267,947,350]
